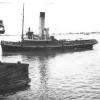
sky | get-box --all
[0,0,100,35]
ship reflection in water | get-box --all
[0,40,100,100]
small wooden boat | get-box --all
[0,61,30,92]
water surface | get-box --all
[0,34,100,100]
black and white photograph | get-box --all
[0,0,99,100]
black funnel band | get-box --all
[40,12,45,18]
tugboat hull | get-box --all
[1,42,94,52]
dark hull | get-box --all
[0,79,30,93]
[1,44,93,52]
[0,62,30,93]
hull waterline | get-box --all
[1,43,94,52]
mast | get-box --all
[21,3,24,41]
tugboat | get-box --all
[1,5,97,52]
[0,61,30,92]
[0,20,5,34]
